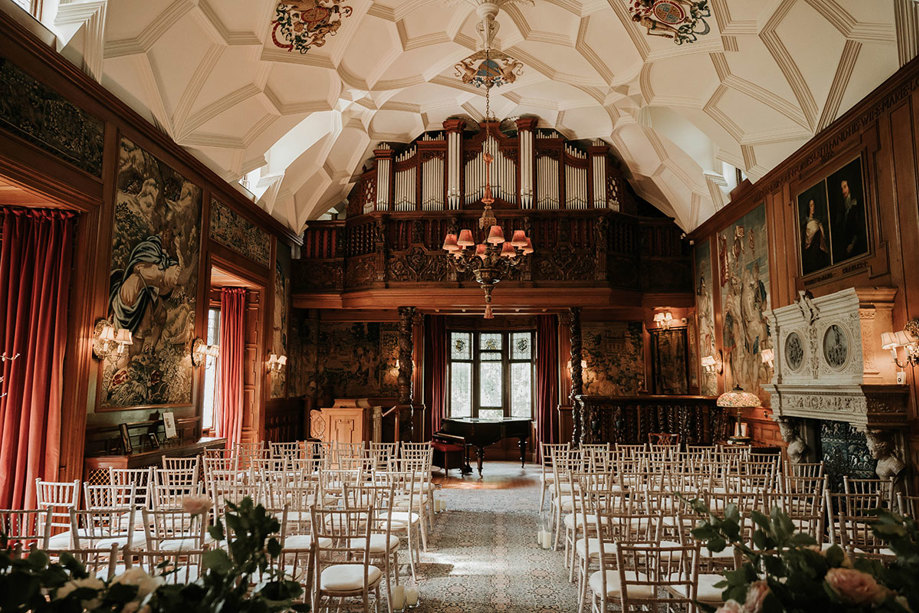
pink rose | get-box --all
[744,581,770,613]
[715,601,744,613]
[181,494,212,516]
[825,568,887,606]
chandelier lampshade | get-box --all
[487,225,505,244]
[457,229,475,246]
[442,234,459,251]
[510,230,527,247]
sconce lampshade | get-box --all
[716,385,762,408]
[881,332,897,350]
[99,326,116,342]
[114,329,133,346]
[894,331,914,347]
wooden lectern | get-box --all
[311,399,372,446]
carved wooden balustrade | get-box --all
[573,395,727,447]
[293,210,690,294]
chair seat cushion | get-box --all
[285,534,333,549]
[563,514,609,530]
[47,531,74,548]
[588,570,653,599]
[701,545,735,559]
[158,537,202,552]
[320,564,382,592]
[668,573,724,603]
[348,534,400,553]
[389,511,420,525]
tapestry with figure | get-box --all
[717,203,773,398]
[101,138,202,409]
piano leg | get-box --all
[475,446,485,477]
[462,444,472,475]
[518,437,528,468]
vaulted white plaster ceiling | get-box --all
[42,0,918,232]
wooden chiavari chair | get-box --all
[617,543,700,613]
[142,507,207,552]
[539,442,570,510]
[70,506,137,555]
[49,543,121,581]
[828,490,893,560]
[588,511,663,613]
[109,467,154,510]
[789,461,824,479]
[0,508,51,550]
[384,469,424,581]
[35,478,81,548]
[270,440,305,460]
[310,505,384,612]
[843,476,895,501]
[898,492,919,519]
[550,447,583,551]
[344,482,400,609]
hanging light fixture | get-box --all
[443,3,533,319]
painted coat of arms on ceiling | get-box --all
[271,1,353,54]
[628,0,711,45]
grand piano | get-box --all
[438,417,531,476]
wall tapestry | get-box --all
[287,317,399,404]
[0,57,104,176]
[271,1,353,54]
[694,238,717,396]
[270,243,291,398]
[288,309,318,399]
[796,155,868,276]
[650,328,688,395]
[582,322,645,396]
[101,138,202,409]
[209,199,271,268]
[818,420,877,492]
[717,203,772,398]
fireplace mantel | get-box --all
[764,287,908,429]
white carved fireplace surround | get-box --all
[764,287,909,488]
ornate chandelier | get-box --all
[442,4,532,319]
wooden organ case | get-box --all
[348,117,630,218]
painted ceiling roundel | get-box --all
[271,1,354,54]
[42,0,914,232]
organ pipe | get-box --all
[592,140,607,209]
[375,144,391,211]
[519,128,534,209]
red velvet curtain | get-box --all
[0,208,76,510]
[423,315,446,440]
[536,314,559,461]
[217,288,246,449]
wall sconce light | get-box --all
[192,338,219,366]
[653,311,673,329]
[760,348,775,369]
[881,320,919,377]
[93,319,132,359]
[267,354,287,372]
[701,350,723,375]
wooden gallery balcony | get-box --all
[292,210,692,310]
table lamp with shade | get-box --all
[716,385,761,444]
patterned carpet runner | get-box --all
[410,462,576,612]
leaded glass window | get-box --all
[447,330,535,420]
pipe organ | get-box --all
[349,117,632,218]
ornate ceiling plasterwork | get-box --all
[34,0,914,232]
